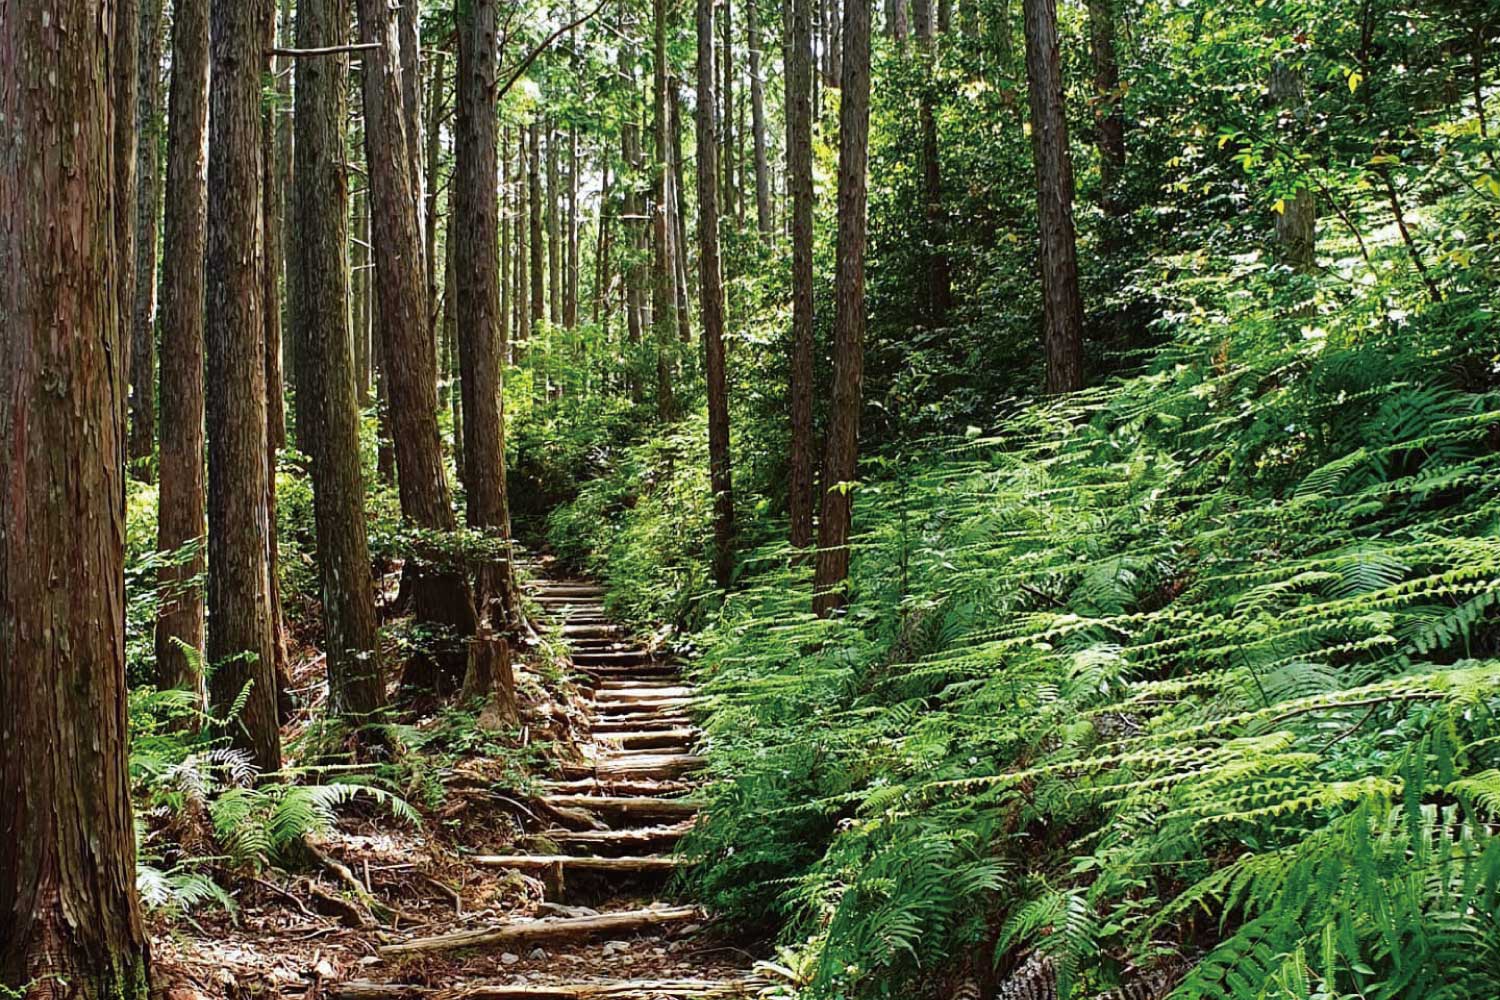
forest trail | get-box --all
[335,573,759,1000]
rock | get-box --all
[500,952,520,966]
[602,940,630,956]
[529,948,548,961]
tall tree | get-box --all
[1088,0,1125,231]
[129,0,168,477]
[698,0,738,588]
[813,0,872,617]
[293,0,386,725]
[653,0,678,420]
[1022,0,1084,393]
[456,0,520,622]
[116,0,142,435]
[722,0,738,222]
[529,119,546,326]
[548,124,564,327]
[748,0,773,235]
[916,0,951,326]
[356,0,480,691]
[786,0,818,551]
[516,125,532,355]
[263,2,292,710]
[1270,61,1316,273]
[669,83,694,344]
[156,0,213,699]
[205,0,283,772]
[0,3,153,991]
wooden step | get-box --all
[530,584,606,598]
[378,905,700,957]
[561,624,626,638]
[573,651,661,666]
[561,754,705,781]
[332,978,757,999]
[540,778,696,796]
[596,685,694,700]
[594,699,700,718]
[546,824,690,852]
[600,728,699,751]
[542,794,698,819]
[592,717,695,735]
[597,679,685,690]
[470,853,683,874]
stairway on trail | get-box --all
[336,575,757,1000]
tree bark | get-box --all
[813,0,871,617]
[156,0,213,700]
[916,15,951,326]
[0,3,153,990]
[205,0,283,773]
[425,49,448,341]
[1022,0,1085,394]
[548,124,564,327]
[697,0,738,589]
[263,7,292,714]
[722,0,737,222]
[1269,61,1316,274]
[129,0,167,478]
[293,0,386,725]
[529,119,547,327]
[748,0,773,234]
[117,0,142,437]
[568,126,581,327]
[653,0,678,420]
[619,28,645,398]
[456,0,520,623]
[670,83,694,344]
[516,125,532,358]
[356,0,480,692]
[786,0,817,552]
[1087,0,1125,235]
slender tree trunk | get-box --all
[516,125,532,358]
[156,0,213,701]
[916,14,951,326]
[568,126,581,327]
[826,0,842,86]
[263,7,292,716]
[457,0,521,626]
[501,126,512,365]
[654,0,678,420]
[129,0,167,478]
[426,49,448,339]
[813,0,871,617]
[670,83,694,344]
[1087,0,1125,236]
[887,0,909,43]
[1269,61,1316,274]
[293,0,385,725]
[748,0,773,235]
[356,0,479,692]
[530,120,546,326]
[722,0,738,223]
[278,0,296,402]
[786,0,817,552]
[445,230,466,484]
[400,0,424,260]
[0,4,152,990]
[548,124,564,326]
[206,0,282,773]
[620,31,645,397]
[117,0,142,437]
[1022,0,1084,393]
[596,156,613,326]
[698,0,738,589]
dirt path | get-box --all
[333,574,758,1000]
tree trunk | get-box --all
[129,0,167,478]
[516,125,532,358]
[653,0,678,420]
[263,7,292,716]
[620,32,645,398]
[568,126,581,327]
[425,49,448,340]
[548,124,563,326]
[1087,0,1125,236]
[697,0,738,589]
[456,0,520,624]
[156,0,213,701]
[445,230,466,484]
[722,0,737,223]
[529,119,546,327]
[1022,0,1085,394]
[399,0,424,256]
[117,0,142,437]
[277,0,297,404]
[786,0,817,552]
[0,4,153,990]
[356,0,480,692]
[916,16,951,327]
[670,83,694,344]
[293,0,386,725]
[1269,61,1316,274]
[204,0,283,773]
[813,0,871,617]
[748,0,774,235]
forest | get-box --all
[3,0,1499,998]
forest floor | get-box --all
[150,566,761,1000]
